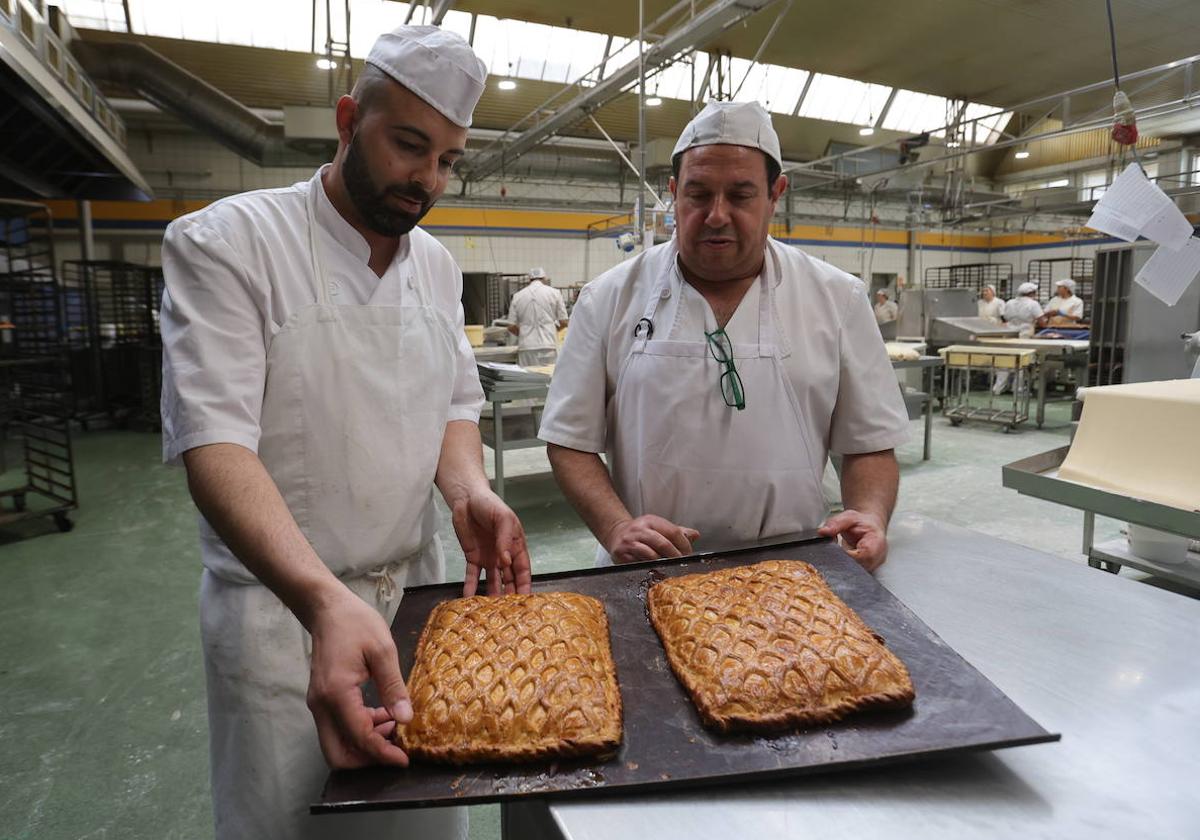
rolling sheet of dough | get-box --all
[1058,378,1200,511]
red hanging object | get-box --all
[1111,90,1138,145]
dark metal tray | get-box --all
[314,536,1058,814]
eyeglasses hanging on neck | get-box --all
[705,328,746,410]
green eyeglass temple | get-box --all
[705,328,746,410]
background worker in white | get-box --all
[538,101,909,573]
[873,289,898,325]
[507,266,568,366]
[993,281,1044,394]
[977,284,1004,324]
[1042,278,1085,322]
[160,26,531,840]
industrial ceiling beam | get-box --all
[430,0,455,25]
[462,0,783,183]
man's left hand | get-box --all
[819,509,889,572]
[451,490,532,596]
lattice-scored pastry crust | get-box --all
[397,593,622,764]
[648,560,914,733]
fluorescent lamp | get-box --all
[858,126,874,136]
[645,96,662,107]
[1015,150,1031,159]
[316,58,337,70]
[498,79,517,91]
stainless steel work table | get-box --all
[478,377,550,501]
[504,513,1200,839]
[976,337,1090,428]
[890,355,942,461]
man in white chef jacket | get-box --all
[538,101,910,572]
[1041,278,1084,323]
[507,266,569,366]
[873,289,898,325]
[160,26,531,840]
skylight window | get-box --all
[797,73,892,127]
[53,0,1011,146]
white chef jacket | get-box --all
[160,165,484,467]
[1044,294,1084,320]
[508,279,568,350]
[539,237,910,459]
[873,299,898,325]
[1003,296,1044,336]
[977,297,1005,324]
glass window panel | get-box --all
[440,9,473,44]
[651,59,697,100]
[881,89,949,133]
[799,73,890,125]
[761,66,807,115]
[509,21,551,80]
[962,103,1011,145]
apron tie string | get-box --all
[366,561,403,606]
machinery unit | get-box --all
[896,287,1020,347]
[1090,244,1200,386]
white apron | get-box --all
[602,245,827,563]
[200,182,466,840]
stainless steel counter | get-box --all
[505,513,1200,840]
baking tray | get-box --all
[314,536,1059,814]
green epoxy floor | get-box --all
[0,403,1186,840]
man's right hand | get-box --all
[605,515,700,564]
[305,587,413,769]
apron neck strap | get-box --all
[305,173,334,307]
[758,243,789,359]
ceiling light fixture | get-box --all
[498,79,517,91]
[1015,149,1031,160]
[859,126,874,136]
[645,95,662,107]
[316,58,337,70]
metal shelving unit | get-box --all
[1027,257,1094,316]
[923,263,1014,299]
[60,260,163,426]
[0,357,77,535]
[463,271,531,326]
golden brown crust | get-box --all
[397,593,623,765]
[647,560,915,734]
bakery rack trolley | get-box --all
[0,356,77,534]
[938,345,1037,431]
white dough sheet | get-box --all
[1059,379,1200,512]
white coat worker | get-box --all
[538,101,910,572]
[873,289,898,325]
[507,266,568,366]
[977,284,1004,324]
[1042,278,1084,322]
[159,26,532,840]
[993,281,1043,394]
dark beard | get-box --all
[341,133,432,237]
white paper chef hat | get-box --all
[529,267,547,279]
[982,284,996,294]
[1055,278,1077,292]
[365,25,487,128]
[1018,281,1039,295]
[672,101,783,170]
